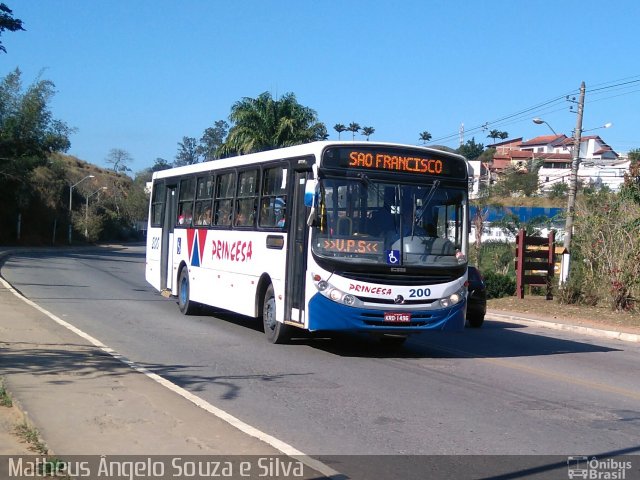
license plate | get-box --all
[384,312,411,323]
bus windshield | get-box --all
[311,177,467,268]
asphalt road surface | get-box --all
[3,245,640,461]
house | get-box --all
[487,133,624,192]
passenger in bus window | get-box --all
[234,211,247,226]
[196,207,211,226]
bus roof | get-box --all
[151,141,468,180]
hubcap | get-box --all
[265,297,276,331]
[180,277,187,305]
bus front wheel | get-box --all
[262,285,291,344]
[178,267,197,315]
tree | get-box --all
[198,120,228,161]
[457,137,484,160]
[0,69,72,178]
[314,123,329,140]
[348,122,360,140]
[105,148,132,173]
[220,91,324,156]
[419,131,432,144]
[334,123,346,140]
[0,69,72,242]
[361,126,375,141]
[548,182,568,199]
[487,129,508,144]
[151,157,171,172]
[487,129,500,144]
[174,136,200,166]
[0,3,24,54]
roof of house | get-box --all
[488,137,523,148]
[520,134,568,147]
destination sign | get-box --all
[349,151,443,174]
[318,237,383,254]
[322,146,467,179]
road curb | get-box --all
[487,311,640,343]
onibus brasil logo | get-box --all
[567,456,633,479]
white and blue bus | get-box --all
[145,141,470,344]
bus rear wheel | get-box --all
[262,284,290,344]
[178,267,197,315]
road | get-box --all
[2,245,640,460]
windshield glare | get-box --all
[311,178,467,268]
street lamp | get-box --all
[532,118,558,135]
[85,187,107,240]
[68,175,95,244]
[582,122,613,133]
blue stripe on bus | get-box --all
[307,293,465,333]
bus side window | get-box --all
[235,169,259,227]
[150,182,165,227]
[259,166,287,228]
[177,177,196,226]
[214,172,235,227]
[194,175,213,226]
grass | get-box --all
[15,421,48,455]
[0,381,13,408]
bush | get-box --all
[483,271,516,299]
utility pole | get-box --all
[564,81,586,255]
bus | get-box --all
[145,141,470,344]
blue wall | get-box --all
[470,206,564,224]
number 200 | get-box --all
[409,288,431,298]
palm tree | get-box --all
[220,92,324,155]
[348,122,360,140]
[334,123,346,140]
[487,129,501,144]
[361,126,375,141]
[499,131,509,141]
[419,131,432,144]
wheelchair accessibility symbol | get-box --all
[386,250,400,265]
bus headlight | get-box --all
[311,273,361,307]
[438,288,466,309]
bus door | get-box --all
[160,185,177,292]
[284,165,311,326]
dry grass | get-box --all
[487,295,640,333]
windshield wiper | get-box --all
[416,180,440,224]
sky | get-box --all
[2,0,639,174]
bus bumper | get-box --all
[307,293,465,333]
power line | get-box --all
[428,75,640,147]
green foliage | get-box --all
[487,129,508,144]
[361,126,375,140]
[547,182,568,199]
[221,92,325,156]
[334,123,346,139]
[0,69,72,174]
[419,131,432,144]
[0,3,24,54]
[477,241,514,275]
[492,159,542,197]
[347,122,360,140]
[570,187,640,311]
[174,136,200,166]
[198,120,228,161]
[0,69,73,242]
[483,271,516,299]
[456,137,484,160]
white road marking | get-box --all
[0,274,339,478]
